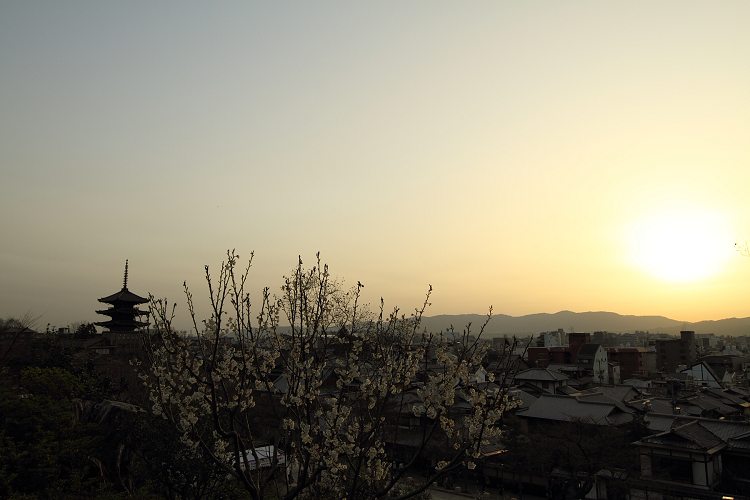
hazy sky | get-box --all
[2,2,750,331]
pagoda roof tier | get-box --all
[98,288,148,305]
[96,308,149,316]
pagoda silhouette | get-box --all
[96,261,148,356]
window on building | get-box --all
[652,456,693,483]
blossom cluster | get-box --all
[140,251,523,500]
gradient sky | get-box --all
[2,2,750,332]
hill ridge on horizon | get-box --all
[418,310,750,337]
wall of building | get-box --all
[606,347,648,379]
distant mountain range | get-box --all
[418,311,750,338]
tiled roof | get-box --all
[594,385,638,402]
[727,431,750,450]
[516,382,547,397]
[547,364,582,374]
[692,395,736,415]
[639,421,726,453]
[608,411,634,426]
[634,392,738,418]
[726,387,750,398]
[98,287,148,304]
[702,387,748,407]
[517,394,633,425]
[699,420,750,448]
[515,368,569,382]
[672,421,725,451]
[643,413,677,432]
[510,389,538,409]
[627,398,674,415]
[577,392,618,404]
[558,385,581,395]
[642,414,750,452]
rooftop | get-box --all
[515,367,570,382]
[517,393,634,426]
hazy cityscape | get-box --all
[3,3,750,500]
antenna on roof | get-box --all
[123,260,129,289]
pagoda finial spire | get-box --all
[123,260,129,289]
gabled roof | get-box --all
[581,385,638,402]
[517,393,634,426]
[515,367,569,382]
[686,394,736,415]
[515,382,549,398]
[508,389,538,410]
[557,385,581,395]
[576,392,618,404]
[637,421,726,454]
[725,386,750,398]
[643,413,685,432]
[728,431,750,450]
[702,386,748,407]
[576,343,603,358]
[644,413,750,451]
[566,376,592,388]
[627,398,675,415]
[547,364,584,374]
[670,421,725,451]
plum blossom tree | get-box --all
[140,251,522,500]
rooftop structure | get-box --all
[517,393,634,426]
[514,367,570,394]
[95,261,148,355]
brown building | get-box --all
[527,333,591,368]
[654,331,698,374]
[606,347,648,379]
[528,346,572,368]
[568,332,591,362]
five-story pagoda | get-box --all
[96,261,148,356]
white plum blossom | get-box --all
[140,251,524,500]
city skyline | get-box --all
[2,2,750,330]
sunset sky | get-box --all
[2,2,750,331]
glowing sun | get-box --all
[627,206,733,283]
